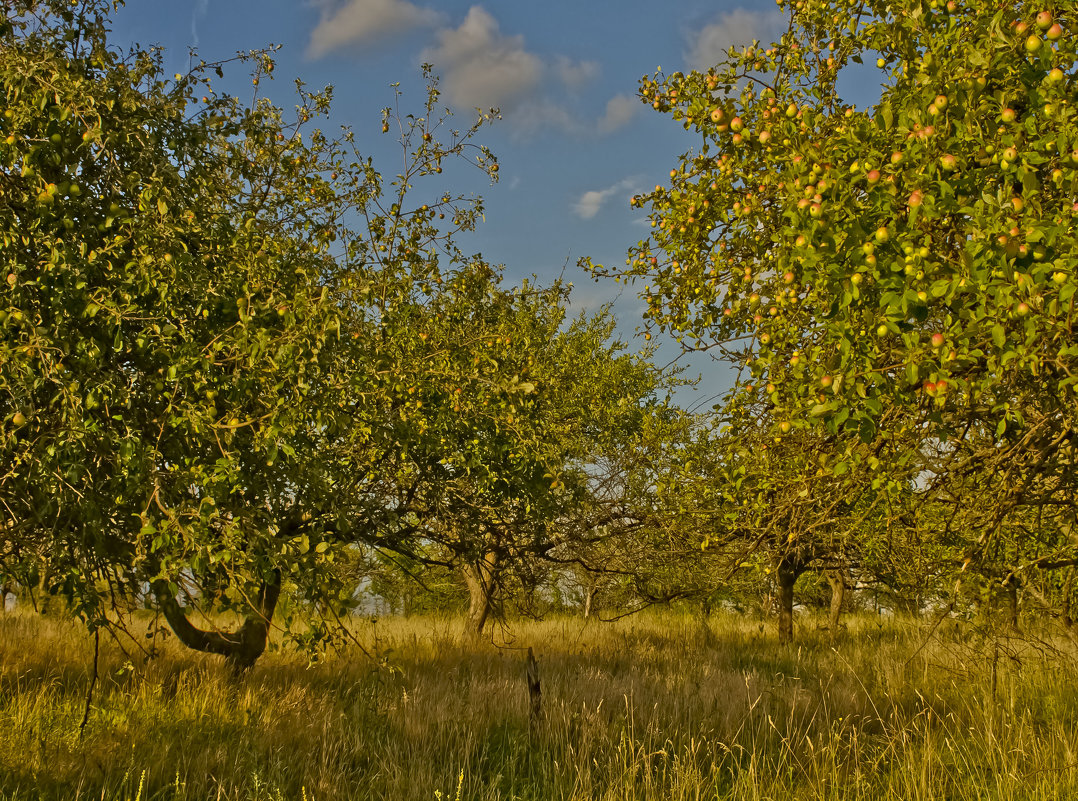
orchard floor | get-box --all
[1,608,1077,800]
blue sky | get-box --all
[107,1,878,407]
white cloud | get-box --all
[421,6,542,111]
[554,55,600,89]
[307,0,442,59]
[687,9,785,70]
[421,6,632,139]
[597,94,640,134]
[573,178,639,220]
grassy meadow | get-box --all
[1,607,1077,800]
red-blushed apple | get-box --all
[1017,302,1030,315]
[1046,23,1063,41]
[1001,108,1017,123]
[1036,10,1053,29]
[923,380,937,395]
[779,421,791,434]
[821,374,833,388]
[867,169,881,183]
[909,190,924,207]
[940,154,957,170]
[851,272,863,286]
[783,271,795,283]
[931,333,945,348]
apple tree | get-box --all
[0,0,499,668]
[589,0,1078,617]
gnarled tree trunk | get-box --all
[153,571,281,673]
[462,552,498,639]
[776,554,807,644]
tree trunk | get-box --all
[462,553,497,639]
[1004,579,1019,629]
[776,554,802,644]
[583,582,597,619]
[826,569,847,631]
[153,571,281,674]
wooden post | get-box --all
[525,647,542,723]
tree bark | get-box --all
[583,582,597,619]
[1004,579,1019,629]
[826,569,847,631]
[462,552,497,639]
[776,555,802,644]
[153,571,281,673]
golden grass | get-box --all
[1,608,1077,800]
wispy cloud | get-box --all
[686,8,784,70]
[190,0,209,48]
[553,55,600,89]
[597,94,640,134]
[573,178,639,220]
[307,0,443,59]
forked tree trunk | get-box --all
[153,571,281,674]
[462,553,498,638]
[826,569,847,631]
[776,555,803,644]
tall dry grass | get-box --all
[1,607,1076,800]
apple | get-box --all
[1046,23,1063,41]
[821,375,833,388]
[779,421,791,434]
[1001,107,1017,123]
[11,411,26,426]
[940,154,957,170]
[1002,146,1018,162]
[877,57,887,68]
[851,272,863,286]
[908,190,924,207]
[891,151,904,165]
[1025,35,1042,53]
[809,202,823,217]
[1016,302,1030,315]
[759,333,770,344]
[1036,11,1053,29]
[866,169,881,183]
[875,226,890,243]
[877,323,889,337]
[923,380,937,395]
[935,380,948,395]
[1053,272,1068,284]
[710,107,724,123]
[931,332,945,348]
[1048,68,1064,84]
[730,117,744,132]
